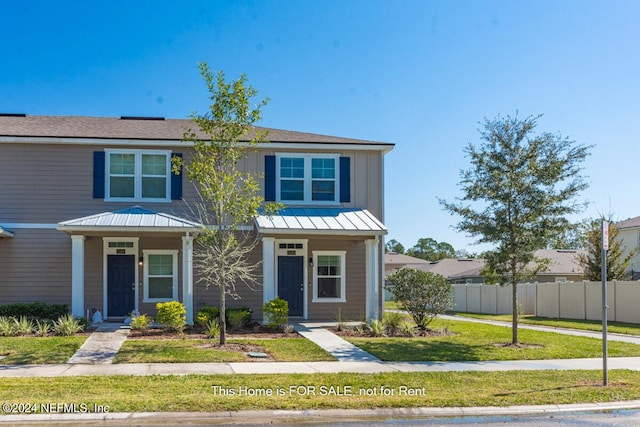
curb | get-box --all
[1,401,640,424]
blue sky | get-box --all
[2,1,639,253]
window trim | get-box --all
[312,250,346,303]
[143,250,179,303]
[105,149,172,203]
[275,153,340,205]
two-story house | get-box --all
[616,216,640,279]
[0,114,393,324]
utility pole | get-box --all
[601,219,609,386]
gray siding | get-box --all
[0,229,71,305]
[0,144,384,224]
[307,238,367,321]
[1,140,386,321]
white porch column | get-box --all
[182,233,194,325]
[262,237,276,307]
[365,237,380,322]
[71,235,85,318]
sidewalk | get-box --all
[3,318,640,423]
[3,317,640,377]
[3,356,640,377]
[442,314,640,345]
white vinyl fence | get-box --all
[452,281,640,323]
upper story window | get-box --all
[276,154,340,204]
[105,150,172,202]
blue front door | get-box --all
[278,256,304,317]
[107,255,135,317]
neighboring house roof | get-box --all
[533,249,585,276]
[617,216,640,229]
[409,249,586,281]
[57,206,203,233]
[256,208,387,236]
[0,225,14,238]
[385,253,430,266]
[0,114,394,150]
[417,258,485,279]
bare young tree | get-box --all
[175,62,277,345]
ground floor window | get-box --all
[312,251,346,302]
[143,250,178,302]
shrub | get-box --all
[53,314,84,336]
[130,314,153,331]
[368,319,385,337]
[0,316,16,337]
[196,305,220,327]
[203,318,220,339]
[13,316,34,336]
[262,298,288,329]
[398,322,415,337]
[227,310,246,331]
[382,311,404,336]
[0,302,68,322]
[156,301,186,332]
[196,306,252,331]
[385,269,454,331]
[34,319,52,337]
[228,307,252,330]
[334,307,347,332]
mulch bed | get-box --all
[128,324,298,340]
[329,326,454,338]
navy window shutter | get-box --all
[93,151,105,198]
[264,155,276,201]
[171,153,183,200]
[339,156,350,203]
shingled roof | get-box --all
[617,216,640,229]
[0,114,393,147]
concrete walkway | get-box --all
[293,322,380,362]
[442,314,640,345]
[66,323,129,364]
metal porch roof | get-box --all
[0,225,14,238]
[57,206,202,233]
[256,208,387,236]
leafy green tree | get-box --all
[454,249,477,258]
[406,237,455,261]
[440,113,590,344]
[176,63,277,345]
[546,223,584,250]
[385,239,405,254]
[577,217,636,280]
[384,269,454,331]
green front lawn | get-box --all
[0,336,87,364]
[113,338,334,363]
[453,312,640,336]
[1,371,639,411]
[346,319,640,362]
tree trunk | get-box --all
[219,278,227,346]
[512,281,519,344]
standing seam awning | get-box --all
[57,206,203,233]
[0,225,14,238]
[256,208,387,236]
